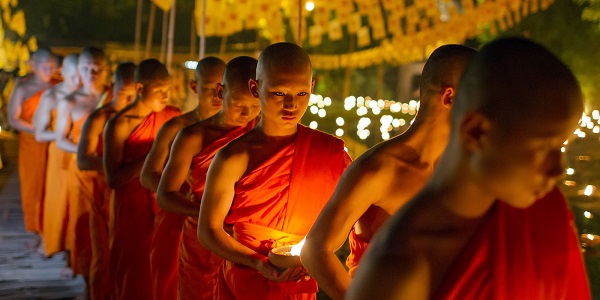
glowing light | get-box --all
[0,125,2,134]
[566,168,575,175]
[324,97,332,106]
[310,106,318,114]
[588,234,595,241]
[357,117,371,129]
[377,100,385,108]
[309,121,318,129]
[578,131,586,138]
[336,117,345,126]
[584,185,595,196]
[561,147,565,153]
[358,129,370,140]
[372,107,381,115]
[305,1,315,11]
[344,146,348,152]
[390,103,401,113]
[409,100,418,108]
[184,61,198,69]
[290,237,306,256]
[564,180,576,186]
[357,96,365,106]
[318,109,326,118]
[585,211,592,219]
[344,96,356,111]
[356,106,368,116]
[593,110,599,120]
[594,126,600,134]
[392,119,401,127]
[380,115,393,125]
[382,132,390,140]
[368,100,377,109]
[587,122,594,130]
[335,128,344,137]
[309,94,319,105]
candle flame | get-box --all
[290,237,306,256]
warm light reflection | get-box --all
[290,237,306,256]
[584,185,595,196]
[585,211,592,219]
[566,168,575,175]
[305,1,315,11]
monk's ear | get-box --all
[460,111,490,152]
[135,82,144,97]
[441,86,455,108]
[189,80,198,95]
[249,78,259,98]
[216,83,224,100]
[311,79,315,93]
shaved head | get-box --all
[135,59,169,85]
[194,56,225,81]
[114,62,136,86]
[223,56,257,91]
[80,47,106,64]
[452,37,583,131]
[62,54,79,70]
[420,44,477,100]
[32,46,54,65]
[256,42,312,81]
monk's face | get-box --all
[471,97,582,208]
[33,57,57,83]
[138,78,170,112]
[251,65,313,130]
[78,56,108,89]
[61,64,80,91]
[220,82,260,127]
[191,67,224,116]
[113,81,135,110]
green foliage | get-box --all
[479,0,600,108]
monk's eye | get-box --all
[297,92,308,96]
[273,92,284,96]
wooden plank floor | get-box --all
[0,131,84,300]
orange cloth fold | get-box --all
[64,114,95,277]
[177,123,255,300]
[109,106,180,300]
[150,209,185,300]
[433,187,591,299]
[218,125,351,300]
[18,90,47,233]
[345,228,368,278]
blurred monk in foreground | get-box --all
[347,37,591,300]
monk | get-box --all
[8,47,56,236]
[33,54,80,257]
[56,47,110,290]
[140,56,225,300]
[198,42,352,300]
[103,59,180,300]
[77,62,136,300]
[157,56,259,300]
[300,45,477,299]
[346,37,591,300]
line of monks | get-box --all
[6,38,591,300]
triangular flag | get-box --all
[151,0,173,12]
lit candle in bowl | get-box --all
[268,238,306,271]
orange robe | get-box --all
[18,90,48,233]
[345,228,368,278]
[179,122,256,300]
[64,113,97,277]
[109,106,180,300]
[433,187,590,299]
[218,125,351,300]
[150,208,185,300]
[41,108,70,256]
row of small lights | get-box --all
[307,94,418,141]
[564,110,600,247]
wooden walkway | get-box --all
[0,132,84,300]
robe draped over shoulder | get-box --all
[218,125,352,300]
[109,106,180,300]
[433,187,591,300]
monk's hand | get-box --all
[255,257,305,283]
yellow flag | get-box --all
[27,36,37,52]
[9,10,25,36]
[357,26,371,48]
[151,0,172,12]
[328,19,342,41]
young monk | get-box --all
[8,47,56,236]
[140,56,225,300]
[103,59,180,300]
[55,47,110,289]
[300,45,477,299]
[198,42,352,300]
[33,54,80,257]
[346,37,591,300]
[76,62,136,300]
[157,56,260,300]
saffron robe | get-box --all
[41,108,69,256]
[65,113,96,277]
[150,208,185,300]
[109,106,180,300]
[345,229,368,278]
[18,90,48,233]
[218,125,352,300]
[433,187,590,299]
[179,122,255,300]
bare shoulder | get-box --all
[217,128,256,160]
[89,105,114,125]
[178,121,204,142]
